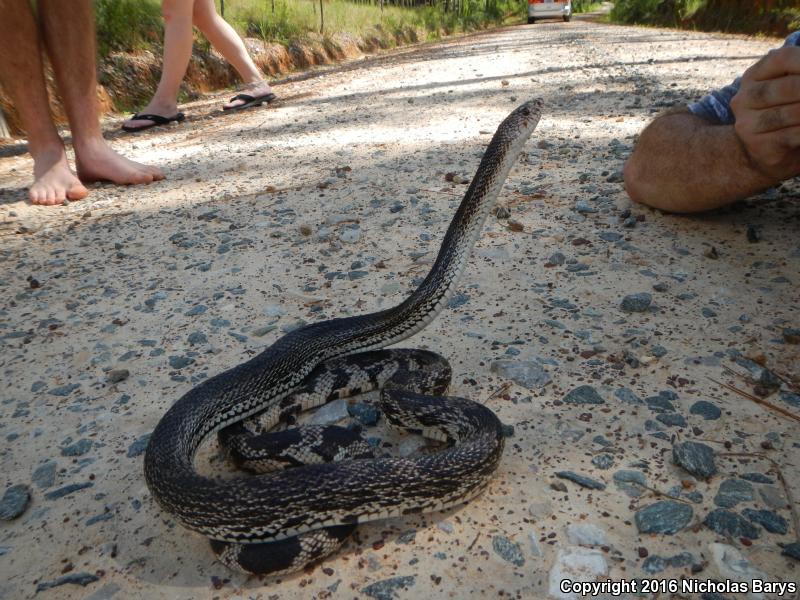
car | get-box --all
[527,0,571,24]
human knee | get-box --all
[192,0,218,28]
[161,0,193,24]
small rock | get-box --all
[710,543,768,599]
[490,360,551,390]
[35,573,100,593]
[690,400,721,420]
[741,508,788,534]
[783,328,800,344]
[656,412,687,427]
[127,433,152,458]
[361,576,416,600]
[782,542,800,561]
[184,304,207,316]
[348,403,380,426]
[563,385,604,405]
[704,509,761,539]
[107,369,129,384]
[620,293,652,313]
[613,470,646,498]
[251,325,277,337]
[565,523,608,547]
[642,552,694,575]
[31,460,57,489]
[308,399,349,425]
[168,355,194,369]
[187,331,208,345]
[714,479,754,508]
[635,501,693,535]
[591,454,614,469]
[548,547,608,600]
[555,471,606,490]
[339,227,361,244]
[0,485,30,520]
[61,439,92,457]
[614,388,643,405]
[492,535,525,566]
[673,441,717,480]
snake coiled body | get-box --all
[144,100,543,574]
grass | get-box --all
[93,0,524,55]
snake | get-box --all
[144,99,543,575]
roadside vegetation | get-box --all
[609,0,800,37]
[94,0,525,56]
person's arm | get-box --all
[624,46,800,213]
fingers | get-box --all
[746,46,800,81]
[742,75,800,109]
[752,102,800,134]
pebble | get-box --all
[555,471,606,490]
[690,400,721,420]
[782,542,800,561]
[61,439,92,457]
[348,403,380,426]
[709,543,768,597]
[168,355,195,369]
[642,552,694,575]
[49,383,81,397]
[612,470,646,498]
[490,360,551,390]
[783,328,800,344]
[31,460,57,489]
[714,478,755,508]
[703,509,761,539]
[635,501,693,535]
[672,441,717,480]
[740,472,774,484]
[656,412,687,427]
[614,387,643,405]
[339,227,361,244]
[107,369,129,384]
[127,433,152,458]
[620,293,652,313]
[184,304,207,316]
[35,573,100,593]
[591,454,614,469]
[492,535,525,566]
[251,325,277,337]
[741,508,788,534]
[308,399,349,425]
[361,576,416,600]
[0,485,31,520]
[447,292,469,309]
[548,547,608,600]
[758,485,787,510]
[564,523,608,547]
[44,482,93,500]
[185,331,207,345]
[563,385,604,405]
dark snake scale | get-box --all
[144,100,543,575]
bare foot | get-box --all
[30,148,88,206]
[223,80,275,109]
[74,138,164,185]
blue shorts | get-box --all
[688,31,800,125]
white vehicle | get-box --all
[527,0,571,24]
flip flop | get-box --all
[223,92,278,112]
[122,112,185,132]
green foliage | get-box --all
[609,0,798,35]
[93,0,163,55]
[572,1,604,14]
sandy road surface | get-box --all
[1,15,799,600]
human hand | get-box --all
[730,46,800,181]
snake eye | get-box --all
[521,108,531,116]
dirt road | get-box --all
[1,15,798,600]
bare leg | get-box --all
[123,0,194,130]
[38,0,164,184]
[0,0,87,205]
[192,0,273,109]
